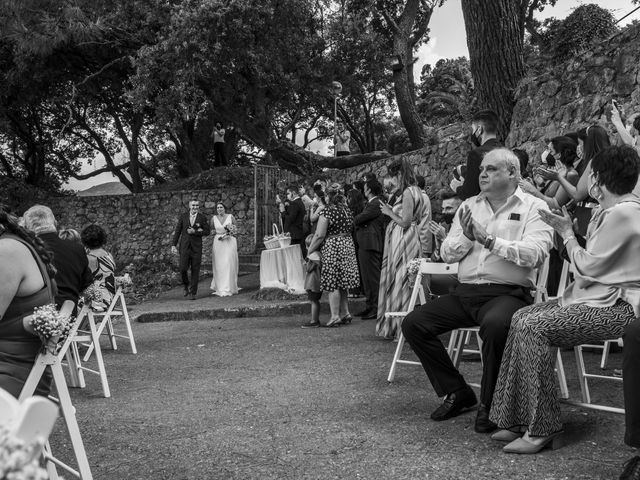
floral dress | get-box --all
[87,249,116,311]
[319,205,360,291]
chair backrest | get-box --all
[0,387,58,444]
[556,260,572,297]
[533,255,550,303]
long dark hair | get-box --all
[0,205,56,279]
[387,158,417,192]
[581,125,610,162]
[550,136,578,168]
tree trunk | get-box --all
[461,0,526,140]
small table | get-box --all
[259,244,305,294]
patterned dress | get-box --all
[319,205,360,291]
[490,199,640,436]
[376,186,425,338]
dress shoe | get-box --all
[189,294,196,300]
[361,311,377,320]
[301,322,320,329]
[183,287,189,297]
[491,429,523,442]
[503,431,563,454]
[355,308,372,317]
[621,456,640,479]
[430,386,477,421]
[475,405,497,433]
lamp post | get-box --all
[330,81,342,153]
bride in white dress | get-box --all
[210,203,239,296]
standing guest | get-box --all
[301,235,322,328]
[309,185,326,234]
[346,187,366,297]
[81,225,117,311]
[212,122,227,167]
[621,318,640,479]
[299,183,314,237]
[490,145,640,454]
[22,205,92,311]
[209,202,239,297]
[401,149,553,433]
[376,158,426,339]
[334,121,351,157]
[416,175,433,257]
[279,185,307,258]
[0,205,57,398]
[307,183,360,327]
[171,199,211,300]
[354,178,385,320]
[456,110,502,200]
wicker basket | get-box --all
[264,224,282,250]
[278,236,291,248]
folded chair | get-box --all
[19,300,94,480]
[387,261,459,382]
[83,287,137,362]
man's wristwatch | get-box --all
[484,234,495,250]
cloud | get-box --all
[414,37,443,82]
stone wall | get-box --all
[45,187,255,266]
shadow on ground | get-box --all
[50,315,630,479]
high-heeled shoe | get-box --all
[325,317,342,327]
[503,431,564,454]
[339,314,353,325]
[491,429,523,443]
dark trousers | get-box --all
[213,142,227,166]
[179,247,202,294]
[401,283,532,407]
[624,318,640,448]
[291,238,307,259]
[358,248,381,311]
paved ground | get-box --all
[49,309,630,480]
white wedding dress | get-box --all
[210,215,239,296]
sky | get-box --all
[66,0,640,191]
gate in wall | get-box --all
[254,165,299,251]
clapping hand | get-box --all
[538,206,574,238]
[428,220,446,242]
[459,206,475,241]
[518,179,538,195]
[471,218,489,245]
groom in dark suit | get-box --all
[354,178,386,319]
[171,199,211,300]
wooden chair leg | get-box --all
[120,297,137,354]
[86,313,111,398]
[388,331,406,382]
[574,345,591,404]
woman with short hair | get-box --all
[81,224,116,311]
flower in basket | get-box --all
[406,258,423,286]
[29,304,74,355]
[0,425,49,480]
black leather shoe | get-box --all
[189,294,196,300]
[355,308,372,317]
[183,287,189,297]
[620,456,640,480]
[361,311,377,320]
[474,404,497,433]
[430,386,477,421]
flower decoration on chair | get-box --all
[29,304,74,355]
[0,425,50,480]
[406,258,423,287]
[115,273,132,289]
[218,224,238,241]
[78,282,104,310]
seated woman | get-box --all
[0,205,57,397]
[81,224,116,311]
[489,145,640,454]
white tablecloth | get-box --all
[260,244,305,294]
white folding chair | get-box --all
[83,287,137,362]
[0,387,59,446]
[387,261,459,382]
[65,305,111,398]
[19,300,93,480]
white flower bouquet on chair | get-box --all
[29,304,74,355]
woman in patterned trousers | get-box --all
[489,145,640,454]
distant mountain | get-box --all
[77,182,130,197]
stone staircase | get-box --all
[239,254,261,274]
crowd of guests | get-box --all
[0,204,117,397]
[289,105,640,478]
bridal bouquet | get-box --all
[0,426,50,480]
[218,224,238,241]
[29,304,74,354]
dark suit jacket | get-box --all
[39,232,93,308]
[354,196,385,252]
[172,212,211,254]
[282,197,305,240]
[456,138,502,200]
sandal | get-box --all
[339,314,353,325]
[325,317,342,327]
